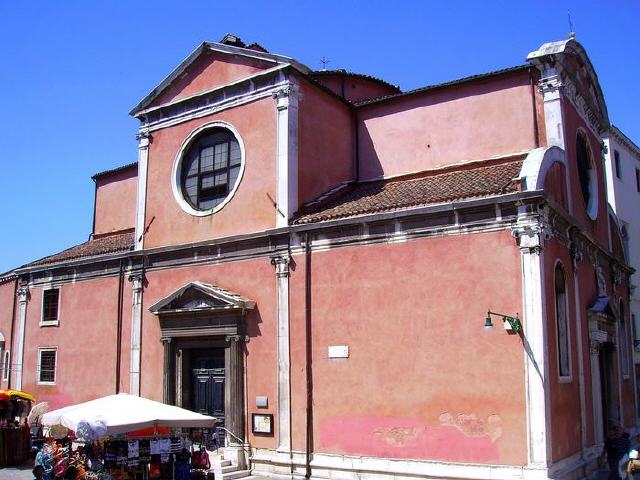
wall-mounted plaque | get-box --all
[252,413,274,435]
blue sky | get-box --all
[0,0,638,273]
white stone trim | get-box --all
[142,79,290,133]
[270,255,292,453]
[571,262,589,450]
[39,285,61,327]
[129,273,143,395]
[135,133,150,250]
[516,222,551,467]
[36,346,57,386]
[2,349,9,382]
[519,146,565,190]
[14,286,28,391]
[171,121,246,217]
[249,447,596,480]
[274,83,299,227]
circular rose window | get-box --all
[173,123,245,216]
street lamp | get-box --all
[484,310,521,333]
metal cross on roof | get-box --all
[320,56,330,70]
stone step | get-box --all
[220,469,251,480]
[220,465,238,474]
[213,458,232,467]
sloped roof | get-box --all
[354,65,531,107]
[309,69,401,93]
[23,231,135,268]
[92,162,137,180]
[293,157,525,225]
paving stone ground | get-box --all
[0,464,33,480]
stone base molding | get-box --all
[248,447,602,480]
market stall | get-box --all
[39,394,217,480]
[0,389,34,466]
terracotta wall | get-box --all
[148,51,273,109]
[289,230,527,465]
[142,97,277,249]
[543,240,582,461]
[20,277,127,409]
[139,258,278,450]
[357,69,538,180]
[544,162,568,211]
[93,167,137,235]
[297,80,354,205]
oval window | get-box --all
[176,125,244,215]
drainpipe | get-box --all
[115,259,124,393]
[7,278,18,388]
[304,232,314,478]
[529,68,541,149]
[91,179,98,239]
[353,108,360,182]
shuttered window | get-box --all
[38,349,57,384]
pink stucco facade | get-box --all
[93,165,137,235]
[1,37,635,480]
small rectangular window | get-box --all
[614,150,622,179]
[42,288,60,323]
[38,349,57,384]
[636,168,640,193]
[2,350,9,382]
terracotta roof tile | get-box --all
[24,231,135,267]
[294,158,524,225]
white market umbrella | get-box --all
[41,393,216,435]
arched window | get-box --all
[620,300,630,377]
[576,131,598,219]
[555,263,570,378]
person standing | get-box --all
[604,426,631,480]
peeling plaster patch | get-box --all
[373,427,419,447]
[439,412,503,443]
[319,416,500,462]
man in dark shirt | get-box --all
[604,426,631,480]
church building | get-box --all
[0,34,635,480]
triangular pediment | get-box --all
[130,41,309,116]
[149,281,255,315]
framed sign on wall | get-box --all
[252,413,274,435]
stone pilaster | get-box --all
[273,85,299,228]
[135,131,151,250]
[129,273,144,395]
[14,286,29,391]
[270,254,292,453]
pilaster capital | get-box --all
[160,337,172,345]
[538,73,563,98]
[270,254,290,278]
[512,224,548,255]
[589,340,600,355]
[136,130,152,148]
[16,286,29,303]
[272,84,299,110]
[128,272,144,291]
